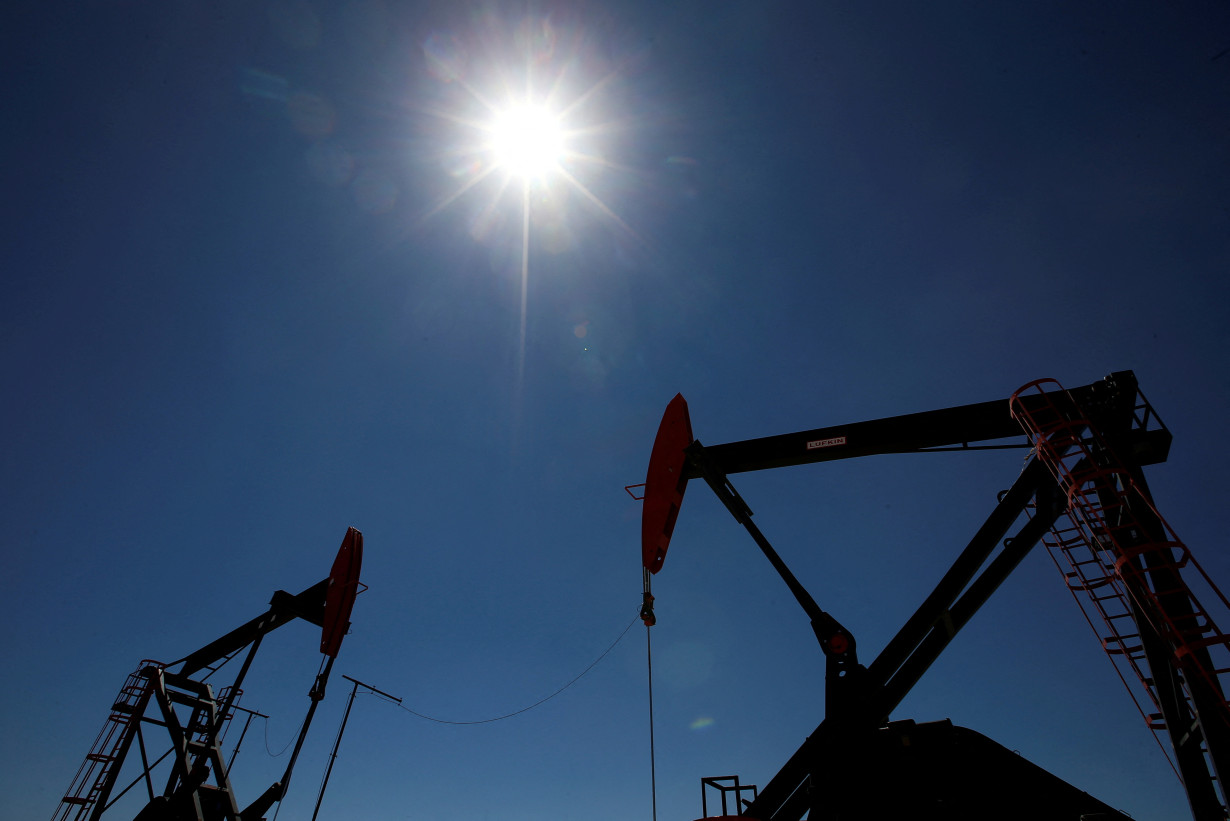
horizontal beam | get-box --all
[176,579,328,678]
[685,376,1166,478]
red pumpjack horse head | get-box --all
[640,393,693,626]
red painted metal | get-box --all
[642,393,693,574]
[321,527,363,657]
[1011,379,1230,804]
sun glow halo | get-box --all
[416,17,642,428]
[488,103,564,180]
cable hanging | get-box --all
[646,618,658,821]
[383,612,640,725]
[263,714,307,758]
[641,565,659,821]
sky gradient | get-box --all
[4,2,1230,820]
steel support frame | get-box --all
[694,453,1064,820]
[150,669,242,821]
[1088,400,1230,820]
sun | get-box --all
[414,14,643,405]
[487,102,565,181]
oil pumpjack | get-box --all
[53,527,364,821]
[638,373,1230,821]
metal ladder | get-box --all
[1011,378,1230,815]
[53,661,164,821]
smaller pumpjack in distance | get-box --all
[636,372,1230,821]
[53,527,364,821]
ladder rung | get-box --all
[1066,553,1104,564]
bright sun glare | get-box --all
[488,103,564,180]
[418,16,641,406]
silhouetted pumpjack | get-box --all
[640,373,1230,821]
[54,527,363,821]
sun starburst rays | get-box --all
[417,51,630,235]
[555,165,639,241]
[419,105,631,245]
[413,18,645,423]
[420,162,500,220]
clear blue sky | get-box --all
[3,2,1229,820]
